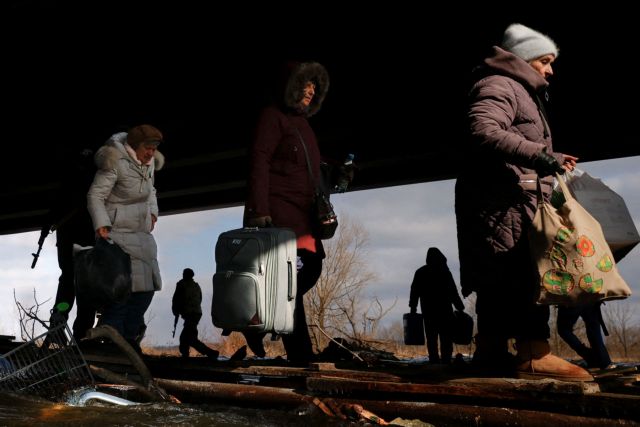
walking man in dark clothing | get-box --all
[172,268,218,359]
[409,247,465,364]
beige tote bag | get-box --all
[529,173,632,306]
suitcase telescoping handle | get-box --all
[288,260,294,300]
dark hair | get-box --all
[183,268,195,279]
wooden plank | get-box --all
[306,376,640,420]
[156,378,638,426]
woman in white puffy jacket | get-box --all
[87,124,165,348]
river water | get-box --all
[0,392,351,427]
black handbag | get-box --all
[74,238,132,311]
[403,312,425,345]
[311,187,338,239]
[295,129,338,240]
[451,310,474,345]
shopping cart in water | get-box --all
[0,323,94,400]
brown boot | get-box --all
[515,340,593,381]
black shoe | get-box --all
[245,335,266,358]
[230,345,247,361]
[287,353,317,367]
[453,353,467,366]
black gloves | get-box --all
[335,154,355,193]
[410,306,417,314]
[49,303,69,327]
[533,151,565,177]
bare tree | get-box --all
[13,288,50,341]
[305,214,392,351]
[602,300,639,360]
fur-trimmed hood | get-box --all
[282,62,330,117]
[95,132,165,171]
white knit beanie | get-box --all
[501,23,559,62]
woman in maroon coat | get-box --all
[455,24,591,380]
[243,61,330,364]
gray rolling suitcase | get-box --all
[211,227,297,334]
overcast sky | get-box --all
[1,156,638,349]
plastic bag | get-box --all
[552,168,640,261]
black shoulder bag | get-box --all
[74,238,132,311]
[294,129,338,240]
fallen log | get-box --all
[155,378,639,426]
[306,376,639,420]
